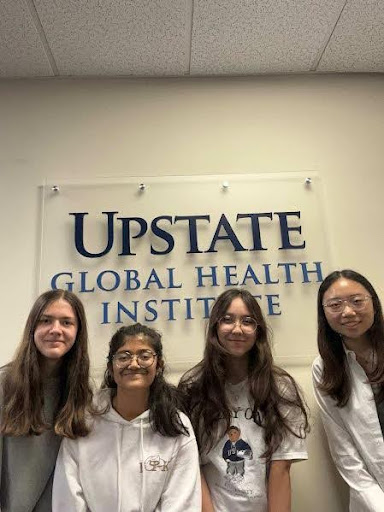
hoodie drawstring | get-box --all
[140,418,145,512]
[117,425,123,512]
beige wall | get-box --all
[1,74,384,510]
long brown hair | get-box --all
[317,269,384,406]
[102,323,188,437]
[0,289,93,438]
[179,288,309,460]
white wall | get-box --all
[1,74,384,511]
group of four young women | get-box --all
[0,268,383,511]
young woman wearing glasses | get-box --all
[179,288,309,512]
[313,269,384,511]
[53,323,201,512]
[0,289,93,512]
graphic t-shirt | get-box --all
[201,380,308,512]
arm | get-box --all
[52,439,89,512]
[268,460,292,512]
[312,360,384,511]
[0,376,4,512]
[0,433,3,512]
[201,471,215,512]
[157,438,201,512]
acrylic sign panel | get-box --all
[39,173,329,374]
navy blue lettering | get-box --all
[196,266,218,287]
[237,213,272,250]
[143,269,165,290]
[174,215,210,253]
[124,270,140,290]
[263,264,279,284]
[277,262,296,283]
[161,299,180,320]
[118,217,147,256]
[117,301,138,323]
[266,294,281,315]
[144,300,158,322]
[300,262,323,283]
[206,214,246,253]
[79,271,95,292]
[51,272,73,291]
[196,297,216,318]
[275,211,305,249]
[167,268,182,289]
[69,211,117,258]
[184,298,194,319]
[101,302,110,324]
[150,216,174,255]
[96,270,120,291]
[240,265,261,286]
[224,265,239,286]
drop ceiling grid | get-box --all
[190,0,347,75]
[0,0,53,77]
[33,0,192,76]
[0,0,384,78]
[318,0,384,71]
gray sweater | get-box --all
[0,369,61,512]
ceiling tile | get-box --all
[34,0,192,76]
[191,0,346,75]
[318,0,384,72]
[0,0,54,77]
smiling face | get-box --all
[33,299,78,362]
[217,297,257,359]
[228,428,241,443]
[111,335,158,392]
[323,278,374,343]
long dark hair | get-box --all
[0,289,93,438]
[179,288,309,459]
[317,269,384,406]
[102,323,188,437]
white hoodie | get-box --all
[52,389,201,512]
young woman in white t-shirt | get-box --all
[179,288,309,512]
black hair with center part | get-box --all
[102,323,188,437]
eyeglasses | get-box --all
[323,294,372,314]
[218,315,258,333]
[112,350,157,369]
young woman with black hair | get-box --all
[0,289,93,512]
[53,323,201,512]
[312,269,384,511]
[179,288,308,512]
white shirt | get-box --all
[201,380,308,512]
[312,353,384,512]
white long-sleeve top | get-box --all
[52,389,201,512]
[312,353,384,512]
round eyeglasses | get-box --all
[112,350,157,369]
[323,294,372,314]
[218,315,258,334]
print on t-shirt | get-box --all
[222,426,253,481]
